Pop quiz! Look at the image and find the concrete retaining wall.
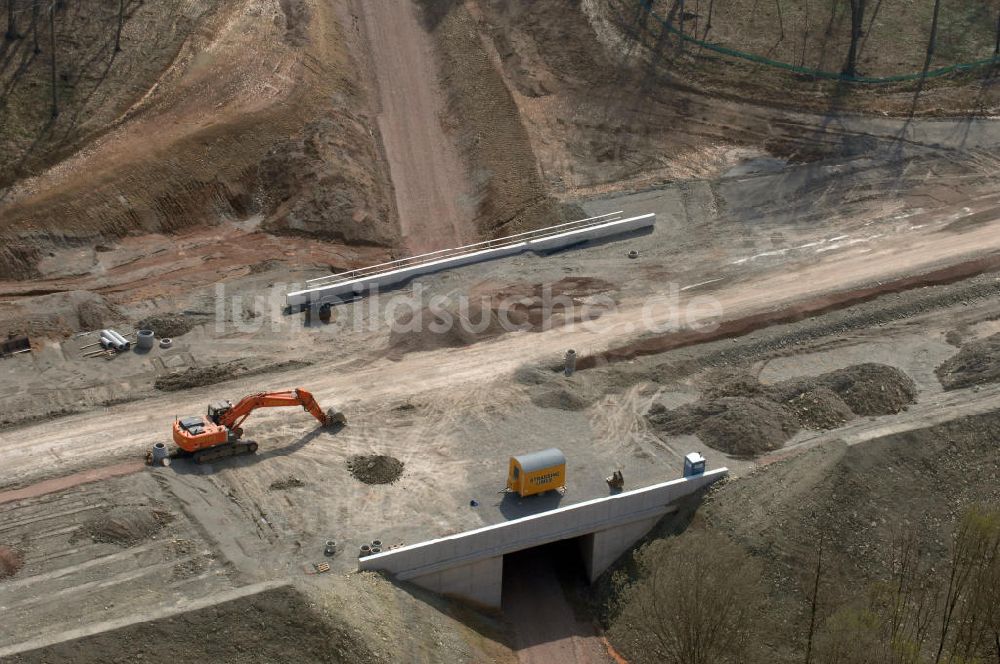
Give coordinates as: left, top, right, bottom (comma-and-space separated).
359, 468, 726, 606
286, 213, 656, 308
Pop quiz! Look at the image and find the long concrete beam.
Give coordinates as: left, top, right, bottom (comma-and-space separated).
286, 213, 656, 308
359, 468, 726, 606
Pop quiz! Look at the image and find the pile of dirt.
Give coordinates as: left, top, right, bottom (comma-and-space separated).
269, 477, 306, 491
75, 507, 173, 547
782, 387, 855, 430
347, 455, 405, 485
649, 397, 800, 457
136, 314, 195, 338
0, 290, 122, 338
529, 387, 592, 411
0, 545, 24, 579
7, 585, 378, 663
935, 332, 1000, 390
699, 367, 767, 400
648, 364, 916, 455
816, 364, 918, 415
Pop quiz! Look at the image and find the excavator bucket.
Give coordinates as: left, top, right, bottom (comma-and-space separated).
325, 408, 347, 426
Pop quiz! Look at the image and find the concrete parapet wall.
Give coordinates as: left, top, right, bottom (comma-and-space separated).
286, 213, 656, 308
359, 468, 726, 605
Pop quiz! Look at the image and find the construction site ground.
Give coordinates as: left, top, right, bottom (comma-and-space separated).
1, 0, 1000, 660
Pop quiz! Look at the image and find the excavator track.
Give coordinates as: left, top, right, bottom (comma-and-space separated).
192, 441, 258, 464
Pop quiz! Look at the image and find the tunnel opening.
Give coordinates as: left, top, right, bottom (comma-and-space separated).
501, 536, 607, 656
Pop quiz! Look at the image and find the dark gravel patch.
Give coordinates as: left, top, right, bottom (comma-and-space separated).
347, 455, 404, 485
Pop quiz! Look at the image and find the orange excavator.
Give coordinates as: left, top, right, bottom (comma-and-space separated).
166, 388, 345, 464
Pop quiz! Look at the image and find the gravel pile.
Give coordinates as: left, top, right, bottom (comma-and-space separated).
347, 455, 404, 485
935, 332, 1000, 390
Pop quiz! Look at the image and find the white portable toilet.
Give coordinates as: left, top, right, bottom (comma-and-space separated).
683, 452, 706, 477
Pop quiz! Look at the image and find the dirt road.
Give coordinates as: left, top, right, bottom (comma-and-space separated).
357, 0, 477, 253
3, 209, 1000, 488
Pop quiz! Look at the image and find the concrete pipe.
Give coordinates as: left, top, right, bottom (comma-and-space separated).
105, 329, 130, 350
359, 544, 372, 558
136, 329, 155, 351
151, 442, 169, 467
324, 540, 337, 556
628, 250, 639, 259
159, 338, 173, 349
370, 546, 382, 554
100, 330, 127, 351
371, 539, 382, 548
564, 349, 577, 377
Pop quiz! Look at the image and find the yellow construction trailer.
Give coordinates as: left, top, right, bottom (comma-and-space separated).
506, 448, 566, 497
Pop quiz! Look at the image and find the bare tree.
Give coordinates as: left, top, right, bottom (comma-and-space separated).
114, 0, 124, 52
31, 0, 39, 53
842, 0, 866, 78
805, 536, 825, 664
6, 0, 19, 40
919, 0, 942, 76
48, 1, 57, 118
994, 6, 999, 56
610, 531, 766, 664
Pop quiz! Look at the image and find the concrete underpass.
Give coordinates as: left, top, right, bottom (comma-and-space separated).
358, 468, 727, 607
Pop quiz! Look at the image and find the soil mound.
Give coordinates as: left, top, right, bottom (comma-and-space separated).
816, 363, 917, 415
0, 545, 24, 579
649, 363, 914, 456
76, 508, 173, 547
649, 397, 799, 457
530, 387, 591, 411
136, 314, 194, 338
782, 387, 855, 430
347, 455, 404, 485
269, 477, 305, 490
768, 363, 917, 416
699, 368, 765, 400
935, 332, 1000, 390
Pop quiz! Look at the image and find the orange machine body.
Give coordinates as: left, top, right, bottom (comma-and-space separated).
172, 388, 332, 453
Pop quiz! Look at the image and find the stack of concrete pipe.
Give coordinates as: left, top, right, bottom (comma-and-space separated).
99, 329, 130, 351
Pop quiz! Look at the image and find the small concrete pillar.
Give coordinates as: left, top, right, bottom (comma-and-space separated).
136, 329, 155, 350
564, 349, 577, 376
151, 442, 170, 467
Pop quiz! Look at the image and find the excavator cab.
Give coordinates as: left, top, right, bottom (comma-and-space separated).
207, 400, 234, 425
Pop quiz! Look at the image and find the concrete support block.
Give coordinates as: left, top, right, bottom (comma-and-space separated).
580, 515, 662, 583
408, 554, 503, 608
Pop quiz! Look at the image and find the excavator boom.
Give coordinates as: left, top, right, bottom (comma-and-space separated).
222, 388, 330, 430
168, 387, 345, 462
